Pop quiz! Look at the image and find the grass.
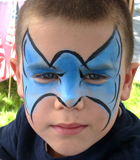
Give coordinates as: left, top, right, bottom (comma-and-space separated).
0, 78, 140, 127
123, 81, 140, 118
0, 78, 24, 127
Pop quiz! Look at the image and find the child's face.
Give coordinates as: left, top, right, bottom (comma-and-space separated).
18, 19, 127, 157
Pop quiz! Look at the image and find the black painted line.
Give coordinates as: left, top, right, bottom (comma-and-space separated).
83, 26, 117, 65
112, 75, 121, 111
86, 96, 111, 130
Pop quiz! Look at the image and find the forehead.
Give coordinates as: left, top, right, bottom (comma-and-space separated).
27, 19, 114, 61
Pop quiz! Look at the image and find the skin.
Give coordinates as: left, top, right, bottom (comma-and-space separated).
10, 18, 139, 158
22, 26, 121, 126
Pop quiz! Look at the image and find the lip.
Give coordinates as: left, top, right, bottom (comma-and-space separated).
51, 123, 87, 135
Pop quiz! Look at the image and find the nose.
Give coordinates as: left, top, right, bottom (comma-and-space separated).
54, 95, 84, 110
54, 82, 84, 110
60, 87, 82, 107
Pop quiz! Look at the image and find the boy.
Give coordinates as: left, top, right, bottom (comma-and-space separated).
0, 0, 140, 159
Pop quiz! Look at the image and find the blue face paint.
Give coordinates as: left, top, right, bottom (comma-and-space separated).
22, 26, 122, 129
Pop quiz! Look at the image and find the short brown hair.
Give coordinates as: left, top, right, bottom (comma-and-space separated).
16, 0, 133, 68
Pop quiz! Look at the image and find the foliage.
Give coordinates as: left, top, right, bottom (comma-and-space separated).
0, 78, 23, 127
123, 81, 140, 119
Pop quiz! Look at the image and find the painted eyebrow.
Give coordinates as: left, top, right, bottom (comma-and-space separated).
49, 26, 117, 67
22, 29, 89, 69
23, 29, 56, 69
22, 26, 118, 69
83, 26, 117, 65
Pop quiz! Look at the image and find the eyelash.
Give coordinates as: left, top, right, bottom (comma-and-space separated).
33, 72, 108, 84
34, 73, 58, 79
83, 73, 108, 84
84, 73, 108, 80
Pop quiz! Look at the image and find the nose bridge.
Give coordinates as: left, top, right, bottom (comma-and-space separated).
54, 52, 83, 107
60, 73, 81, 107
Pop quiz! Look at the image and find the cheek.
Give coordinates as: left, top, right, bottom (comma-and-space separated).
26, 97, 56, 133
23, 79, 54, 115
32, 96, 55, 118
84, 98, 109, 131
25, 99, 57, 145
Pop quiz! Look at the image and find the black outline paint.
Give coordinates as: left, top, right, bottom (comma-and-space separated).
83, 26, 117, 66
25, 29, 56, 69
23, 64, 28, 79
109, 83, 117, 104
30, 93, 82, 120
23, 39, 28, 63
112, 75, 121, 111
73, 97, 82, 106
22, 25, 122, 130
22, 26, 118, 73
79, 69, 84, 78
24, 86, 30, 115
22, 41, 29, 80
50, 50, 89, 69
116, 38, 120, 60
86, 96, 111, 130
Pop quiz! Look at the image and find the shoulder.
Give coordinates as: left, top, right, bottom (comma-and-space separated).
16, 104, 27, 129
0, 104, 42, 159
0, 104, 27, 139
110, 103, 140, 160
15, 104, 36, 138
0, 104, 31, 159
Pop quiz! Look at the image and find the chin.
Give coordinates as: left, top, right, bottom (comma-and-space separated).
48, 138, 91, 158
52, 147, 86, 158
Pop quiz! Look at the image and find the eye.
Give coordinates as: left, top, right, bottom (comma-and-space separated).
33, 73, 58, 83
84, 73, 108, 84
85, 73, 107, 80
36, 73, 57, 79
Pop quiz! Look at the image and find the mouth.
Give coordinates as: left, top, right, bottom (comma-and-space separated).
51, 123, 87, 135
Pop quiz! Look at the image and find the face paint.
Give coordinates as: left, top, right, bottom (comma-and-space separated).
22, 26, 122, 129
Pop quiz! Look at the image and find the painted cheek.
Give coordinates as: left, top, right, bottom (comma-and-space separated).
22, 32, 55, 115
81, 29, 122, 118
22, 27, 122, 125
24, 80, 56, 114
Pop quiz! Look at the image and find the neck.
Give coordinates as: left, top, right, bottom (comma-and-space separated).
47, 144, 65, 158
117, 107, 122, 118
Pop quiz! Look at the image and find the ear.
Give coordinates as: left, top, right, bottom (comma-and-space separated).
121, 62, 139, 101
9, 58, 24, 98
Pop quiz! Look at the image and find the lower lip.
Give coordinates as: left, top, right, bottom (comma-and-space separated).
52, 125, 87, 135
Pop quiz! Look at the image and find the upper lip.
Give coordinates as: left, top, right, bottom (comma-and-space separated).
52, 123, 87, 128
